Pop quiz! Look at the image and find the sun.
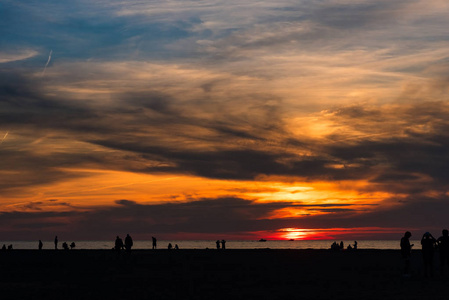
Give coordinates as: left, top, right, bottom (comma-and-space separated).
280, 228, 312, 240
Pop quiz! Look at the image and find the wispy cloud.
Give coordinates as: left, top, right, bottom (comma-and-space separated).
41, 49, 52, 76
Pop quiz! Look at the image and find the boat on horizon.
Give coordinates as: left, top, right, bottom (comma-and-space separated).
259, 239, 267, 242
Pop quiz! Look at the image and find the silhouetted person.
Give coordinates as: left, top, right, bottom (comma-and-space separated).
152, 236, 157, 249
7, 244, 12, 251
400, 231, 414, 276
168, 243, 173, 250
339, 241, 344, 250
125, 234, 133, 250
421, 232, 436, 278
62, 242, 69, 250
331, 241, 339, 251
353, 241, 358, 250
70, 242, 76, 249
38, 240, 43, 250
347, 244, 353, 251
125, 234, 133, 252
1, 244, 5, 251
54, 236, 58, 250
175, 244, 179, 250
216, 240, 220, 249
221, 240, 226, 249
437, 229, 449, 275
115, 236, 124, 251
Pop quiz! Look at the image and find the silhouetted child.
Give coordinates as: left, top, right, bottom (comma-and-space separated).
70, 242, 76, 249
437, 229, 449, 275
125, 234, 133, 252
62, 242, 69, 250
54, 236, 58, 250
216, 240, 220, 249
7, 244, 12, 251
339, 241, 344, 250
168, 243, 173, 250
221, 240, 226, 249
38, 240, 43, 250
421, 232, 436, 277
400, 231, 414, 276
353, 241, 358, 250
1, 244, 6, 251
175, 244, 179, 250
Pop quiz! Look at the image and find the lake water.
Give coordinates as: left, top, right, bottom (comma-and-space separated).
0, 240, 416, 250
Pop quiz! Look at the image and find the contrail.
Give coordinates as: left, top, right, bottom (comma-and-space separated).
41, 49, 52, 75
0, 132, 8, 145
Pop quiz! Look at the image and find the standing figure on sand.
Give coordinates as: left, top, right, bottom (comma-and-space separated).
216, 240, 220, 249
221, 240, 226, 249
437, 229, 449, 275
400, 231, 414, 276
38, 240, 43, 250
125, 234, 133, 252
421, 232, 436, 278
152, 236, 157, 249
54, 236, 58, 250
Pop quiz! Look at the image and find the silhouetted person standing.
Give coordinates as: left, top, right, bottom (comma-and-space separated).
152, 236, 157, 249
221, 240, 226, 249
400, 231, 414, 276
54, 236, 58, 250
421, 232, 436, 278
70, 242, 76, 249
353, 241, 358, 250
437, 229, 449, 275
216, 240, 220, 249
38, 240, 43, 250
339, 241, 344, 250
168, 243, 173, 250
125, 234, 133, 252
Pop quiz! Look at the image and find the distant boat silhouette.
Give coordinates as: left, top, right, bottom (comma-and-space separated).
259, 239, 267, 242
289, 239, 294, 241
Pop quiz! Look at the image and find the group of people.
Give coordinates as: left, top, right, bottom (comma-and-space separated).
1, 244, 13, 251
330, 241, 357, 251
216, 240, 226, 249
401, 229, 449, 277
114, 234, 134, 252
50, 236, 76, 250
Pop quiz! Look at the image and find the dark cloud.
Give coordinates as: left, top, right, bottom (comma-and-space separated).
1, 195, 445, 240
0, 197, 376, 240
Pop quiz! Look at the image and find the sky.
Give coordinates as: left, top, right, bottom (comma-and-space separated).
1, 0, 449, 241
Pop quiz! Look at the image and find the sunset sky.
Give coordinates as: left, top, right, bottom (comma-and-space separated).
2, 0, 449, 241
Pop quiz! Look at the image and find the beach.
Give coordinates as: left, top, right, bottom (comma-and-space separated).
0, 249, 447, 299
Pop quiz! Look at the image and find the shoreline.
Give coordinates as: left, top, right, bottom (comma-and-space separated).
0, 249, 447, 299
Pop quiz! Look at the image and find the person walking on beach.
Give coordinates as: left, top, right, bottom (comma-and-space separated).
400, 231, 414, 276
125, 234, 133, 252
152, 236, 157, 249
437, 229, 449, 275
54, 236, 58, 250
216, 240, 220, 249
421, 232, 436, 277
38, 240, 43, 250
221, 240, 226, 249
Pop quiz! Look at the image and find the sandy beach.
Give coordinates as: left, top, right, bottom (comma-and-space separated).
0, 249, 447, 299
